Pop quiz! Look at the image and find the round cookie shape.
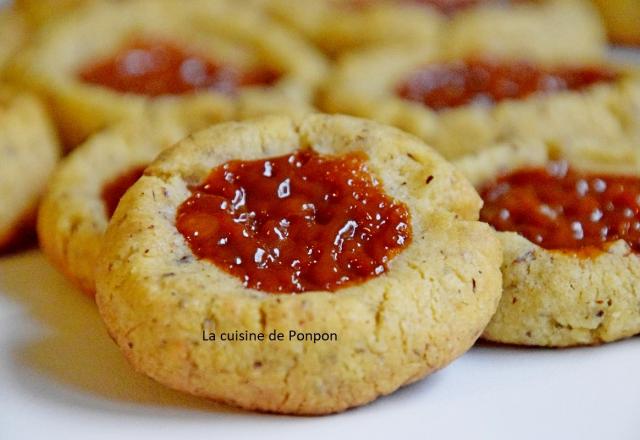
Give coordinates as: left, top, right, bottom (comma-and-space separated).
9, 0, 327, 147
37, 116, 189, 295
443, 0, 606, 64
0, 86, 60, 252
456, 141, 640, 346
322, 49, 640, 160
95, 114, 503, 414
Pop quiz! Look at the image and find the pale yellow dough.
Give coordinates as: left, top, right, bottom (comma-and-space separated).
9, 0, 326, 147
322, 48, 640, 160
265, 0, 443, 58
444, 0, 606, 64
37, 117, 188, 295
456, 141, 640, 347
265, 0, 604, 62
96, 114, 503, 414
0, 86, 60, 251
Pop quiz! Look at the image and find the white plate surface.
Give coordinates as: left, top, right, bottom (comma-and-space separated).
1, 250, 639, 439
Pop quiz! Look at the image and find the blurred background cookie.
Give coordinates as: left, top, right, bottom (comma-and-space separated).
0, 86, 60, 252
322, 48, 640, 160
444, 0, 606, 64
457, 140, 640, 346
37, 116, 188, 295
0, 7, 27, 74
265, 0, 606, 63
13, 0, 117, 27
592, 0, 640, 46
264, 0, 444, 58
8, 0, 327, 148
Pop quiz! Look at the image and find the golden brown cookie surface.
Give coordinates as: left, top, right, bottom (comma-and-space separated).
0, 86, 60, 252
266, 0, 604, 62
37, 117, 188, 295
323, 51, 640, 160
265, 0, 443, 58
0, 8, 27, 74
443, 0, 605, 64
96, 114, 502, 414
457, 141, 640, 346
10, 0, 326, 147
592, 0, 640, 46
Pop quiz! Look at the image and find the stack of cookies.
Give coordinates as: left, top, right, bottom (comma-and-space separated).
1, 0, 639, 415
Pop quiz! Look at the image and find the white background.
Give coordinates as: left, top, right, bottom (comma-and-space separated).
1, 250, 639, 439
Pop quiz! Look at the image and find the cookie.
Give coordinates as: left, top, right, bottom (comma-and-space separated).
322, 49, 640, 160
0, 8, 27, 73
37, 116, 189, 295
592, 0, 640, 46
9, 0, 327, 147
444, 0, 605, 64
0, 86, 60, 252
95, 114, 502, 414
13, 0, 123, 27
264, 0, 443, 58
456, 141, 640, 346
266, 0, 604, 62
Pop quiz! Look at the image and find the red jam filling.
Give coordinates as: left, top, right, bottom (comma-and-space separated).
102, 166, 146, 218
176, 149, 412, 293
79, 39, 280, 97
397, 60, 618, 111
479, 162, 640, 253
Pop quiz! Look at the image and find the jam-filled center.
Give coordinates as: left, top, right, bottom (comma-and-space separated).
176, 149, 412, 293
79, 39, 280, 97
397, 60, 618, 110
101, 166, 146, 218
479, 162, 640, 253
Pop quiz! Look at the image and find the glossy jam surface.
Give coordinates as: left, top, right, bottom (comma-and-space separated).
102, 166, 146, 218
176, 150, 412, 293
79, 39, 280, 97
397, 60, 618, 111
480, 162, 640, 253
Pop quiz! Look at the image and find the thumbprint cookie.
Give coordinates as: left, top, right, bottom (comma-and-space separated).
322, 49, 640, 160
95, 114, 502, 414
9, 0, 326, 147
457, 141, 640, 346
37, 116, 189, 295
